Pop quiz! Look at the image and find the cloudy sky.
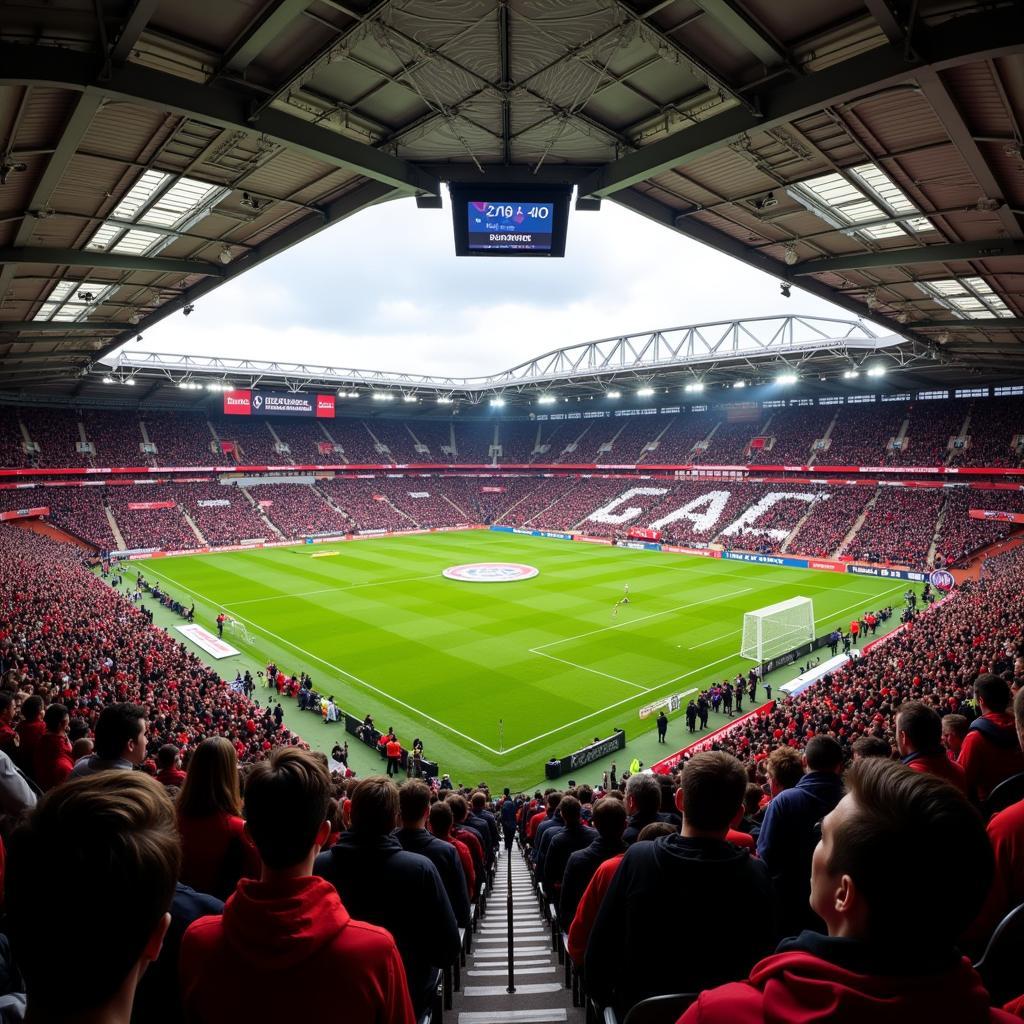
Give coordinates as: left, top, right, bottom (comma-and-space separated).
132, 192, 859, 379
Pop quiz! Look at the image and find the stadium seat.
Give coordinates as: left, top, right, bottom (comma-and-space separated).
984, 772, 1024, 819
973, 901, 1024, 1005
604, 993, 699, 1024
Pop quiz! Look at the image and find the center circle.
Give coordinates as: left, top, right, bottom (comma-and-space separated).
442, 562, 539, 583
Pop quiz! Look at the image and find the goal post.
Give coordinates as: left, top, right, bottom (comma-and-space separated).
740, 596, 815, 663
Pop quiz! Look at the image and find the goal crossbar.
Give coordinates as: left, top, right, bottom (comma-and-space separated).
740, 596, 814, 663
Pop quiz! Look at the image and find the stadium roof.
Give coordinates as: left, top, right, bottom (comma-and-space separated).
1, 0, 1023, 397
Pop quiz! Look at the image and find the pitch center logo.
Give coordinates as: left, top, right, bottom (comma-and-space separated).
443, 562, 539, 583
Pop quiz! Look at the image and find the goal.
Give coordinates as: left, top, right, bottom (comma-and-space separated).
740, 596, 815, 663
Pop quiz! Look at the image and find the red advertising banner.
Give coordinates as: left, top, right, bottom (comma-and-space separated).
127, 501, 175, 511
315, 394, 335, 418
628, 526, 663, 541
220, 440, 236, 454
223, 390, 252, 415
651, 701, 775, 775
0, 506, 48, 521
749, 436, 767, 450
969, 509, 1024, 523
480, 485, 506, 494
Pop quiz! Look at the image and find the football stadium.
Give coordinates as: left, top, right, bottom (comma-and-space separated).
1, 2, 1024, 1023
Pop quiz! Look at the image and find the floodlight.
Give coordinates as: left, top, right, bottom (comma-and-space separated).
777, 373, 798, 385
637, 387, 654, 396
867, 365, 887, 377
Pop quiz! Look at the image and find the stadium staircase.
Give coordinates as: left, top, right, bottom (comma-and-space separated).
448, 845, 582, 1024
927, 492, 951, 566
103, 504, 127, 550
836, 487, 878, 557
179, 507, 208, 547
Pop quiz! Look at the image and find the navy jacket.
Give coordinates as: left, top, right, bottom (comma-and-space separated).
559, 834, 626, 927
585, 834, 776, 1015
622, 810, 674, 846
315, 832, 460, 1010
757, 771, 844, 931
394, 826, 471, 929
542, 823, 594, 899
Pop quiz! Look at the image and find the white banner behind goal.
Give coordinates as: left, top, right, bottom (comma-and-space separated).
740, 596, 815, 663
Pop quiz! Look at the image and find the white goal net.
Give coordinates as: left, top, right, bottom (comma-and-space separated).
225, 617, 253, 645
740, 596, 815, 663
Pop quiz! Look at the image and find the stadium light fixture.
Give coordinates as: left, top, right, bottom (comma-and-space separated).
606, 390, 621, 399
371, 392, 395, 402
436, 396, 452, 404
867, 365, 887, 377
102, 375, 113, 384
843, 369, 860, 379
537, 395, 557, 404
780, 282, 791, 298
124, 378, 136, 386
637, 387, 654, 397
684, 382, 705, 393
733, 381, 746, 389
402, 395, 418, 403
777, 373, 798, 385
183, 303, 195, 316
490, 398, 506, 407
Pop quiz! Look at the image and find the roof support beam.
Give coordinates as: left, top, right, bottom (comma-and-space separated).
793, 240, 1024, 275
109, 0, 160, 65
576, 5, 1024, 198
90, 179, 398, 363
916, 67, 1023, 240
610, 188, 945, 357
0, 247, 225, 277
862, 0, 905, 46
0, 321, 127, 333
221, 0, 314, 74
0, 92, 104, 303
0, 44, 440, 196
908, 318, 1024, 331
691, 0, 790, 68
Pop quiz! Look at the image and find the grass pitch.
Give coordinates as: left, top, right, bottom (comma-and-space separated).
136, 530, 905, 789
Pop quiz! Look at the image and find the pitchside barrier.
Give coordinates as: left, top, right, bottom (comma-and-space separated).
545, 728, 626, 780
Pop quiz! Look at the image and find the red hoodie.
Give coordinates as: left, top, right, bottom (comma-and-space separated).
679, 943, 1018, 1024
180, 874, 413, 1024
959, 713, 1024, 802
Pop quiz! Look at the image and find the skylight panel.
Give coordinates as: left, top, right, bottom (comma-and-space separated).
139, 177, 221, 229
112, 228, 165, 254
916, 278, 1013, 319
33, 280, 114, 321
111, 169, 169, 220
85, 223, 123, 252
788, 161, 934, 242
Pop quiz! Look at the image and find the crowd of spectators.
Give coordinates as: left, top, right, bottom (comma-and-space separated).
19, 408, 90, 467
957, 398, 1024, 468
248, 484, 351, 538
142, 412, 217, 466
888, 399, 969, 466
935, 489, 1024, 566
318, 479, 407, 532
367, 420, 422, 463
326, 419, 384, 463
0, 408, 29, 468
452, 421, 494, 464
696, 414, 767, 464
177, 483, 270, 547
212, 417, 285, 466
788, 485, 874, 557
820, 401, 908, 465
268, 418, 334, 464
105, 484, 198, 551
406, 421, 454, 461
497, 420, 539, 462
0, 486, 116, 549
761, 405, 836, 465
81, 409, 148, 467
843, 486, 945, 566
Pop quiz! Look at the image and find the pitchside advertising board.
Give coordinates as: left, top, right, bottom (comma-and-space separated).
223, 389, 335, 418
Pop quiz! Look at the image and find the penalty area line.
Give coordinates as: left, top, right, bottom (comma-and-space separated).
139, 565, 503, 757
531, 650, 647, 691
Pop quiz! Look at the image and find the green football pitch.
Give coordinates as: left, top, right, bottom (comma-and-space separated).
133, 530, 906, 790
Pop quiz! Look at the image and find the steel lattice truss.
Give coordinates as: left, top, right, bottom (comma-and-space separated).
104, 314, 944, 403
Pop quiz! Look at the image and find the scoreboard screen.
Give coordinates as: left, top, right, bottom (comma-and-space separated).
451, 184, 572, 257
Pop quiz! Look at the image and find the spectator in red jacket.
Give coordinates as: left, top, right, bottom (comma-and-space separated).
176, 736, 257, 899
156, 743, 186, 788
33, 703, 74, 791
960, 675, 1024, 802
7, 772, 178, 1024
180, 748, 413, 1024
943, 714, 970, 762
971, 688, 1024, 946
15, 694, 45, 774
895, 700, 967, 794
0, 694, 18, 761
680, 759, 1016, 1024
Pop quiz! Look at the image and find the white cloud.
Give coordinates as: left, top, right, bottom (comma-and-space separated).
126, 195, 855, 377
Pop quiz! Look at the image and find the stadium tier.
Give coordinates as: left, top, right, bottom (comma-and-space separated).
4, 393, 1021, 471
